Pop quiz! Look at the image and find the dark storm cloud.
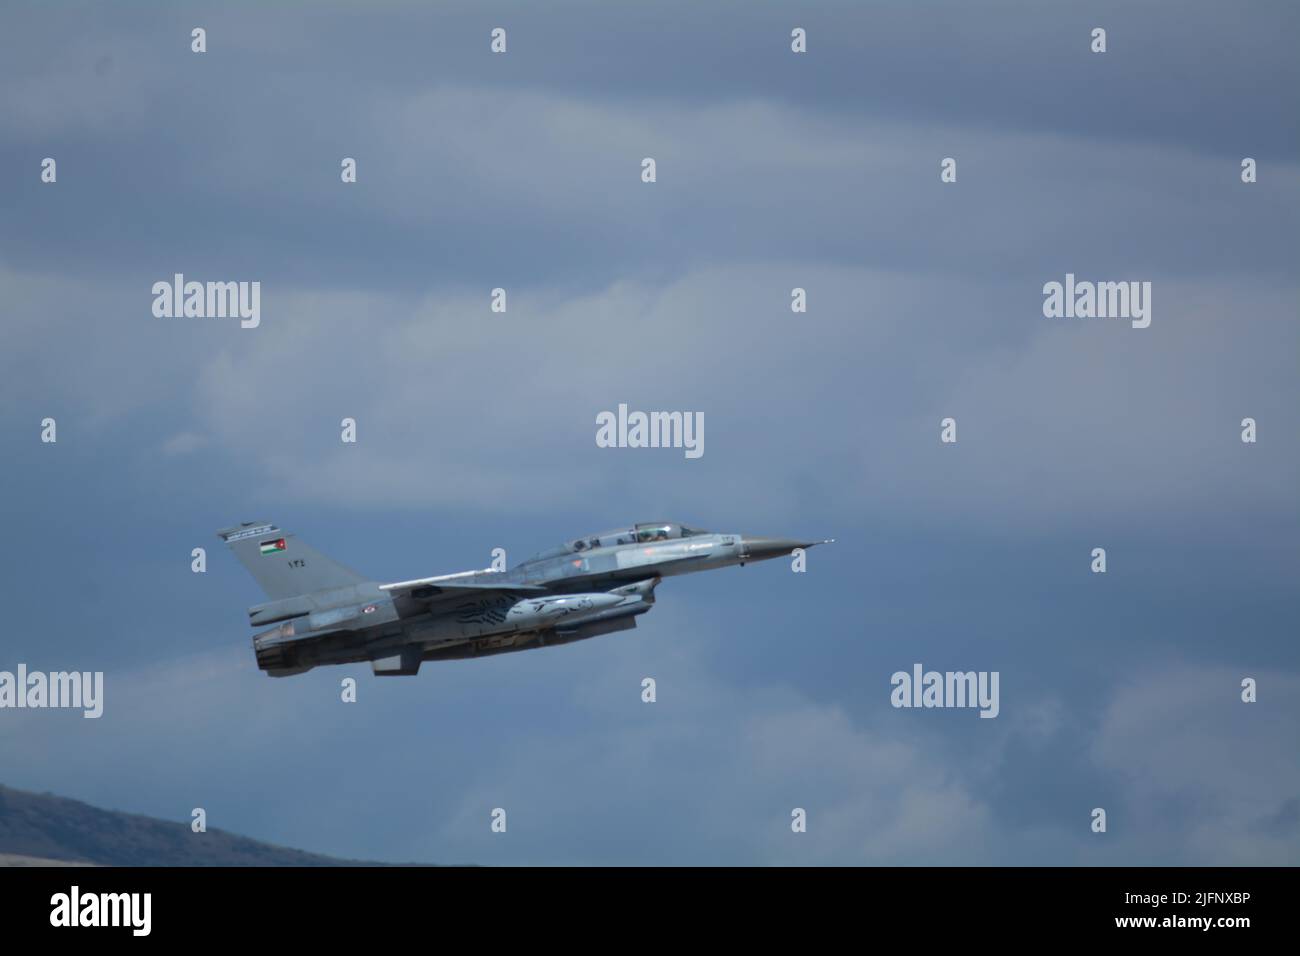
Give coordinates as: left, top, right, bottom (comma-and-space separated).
1, 0, 1297, 290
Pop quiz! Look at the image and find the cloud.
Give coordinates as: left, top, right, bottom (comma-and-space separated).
390, 625, 1013, 864
168, 259, 1298, 533
4, 64, 1295, 528
161, 431, 208, 456
1091, 665, 1300, 864
3, 603, 1294, 865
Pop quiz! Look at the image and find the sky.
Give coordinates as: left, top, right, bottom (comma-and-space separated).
1, 0, 1297, 865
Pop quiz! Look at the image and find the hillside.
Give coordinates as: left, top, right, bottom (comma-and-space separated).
0, 783, 409, 866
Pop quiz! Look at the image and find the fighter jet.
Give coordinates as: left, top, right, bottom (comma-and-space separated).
218, 521, 831, 677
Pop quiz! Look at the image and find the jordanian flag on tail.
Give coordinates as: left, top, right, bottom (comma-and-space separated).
259, 538, 287, 556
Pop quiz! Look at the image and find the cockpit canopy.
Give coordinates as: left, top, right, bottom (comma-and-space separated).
521, 522, 710, 565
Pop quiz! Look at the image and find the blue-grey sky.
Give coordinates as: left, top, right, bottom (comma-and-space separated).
1, 0, 1297, 865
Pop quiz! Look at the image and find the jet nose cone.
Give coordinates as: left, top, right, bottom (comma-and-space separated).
739, 536, 826, 562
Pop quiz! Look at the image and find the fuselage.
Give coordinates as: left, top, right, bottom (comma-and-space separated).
243, 522, 824, 676
498, 527, 747, 588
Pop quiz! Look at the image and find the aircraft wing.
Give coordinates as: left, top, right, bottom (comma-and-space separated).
378, 570, 545, 602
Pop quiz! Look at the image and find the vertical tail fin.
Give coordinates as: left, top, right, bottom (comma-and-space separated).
217, 522, 366, 600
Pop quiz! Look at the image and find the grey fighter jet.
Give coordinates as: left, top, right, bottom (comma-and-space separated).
218, 521, 831, 677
